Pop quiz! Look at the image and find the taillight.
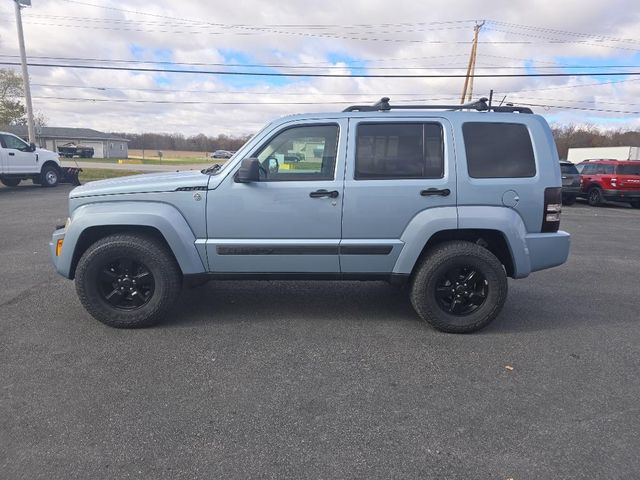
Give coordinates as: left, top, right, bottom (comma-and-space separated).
542, 187, 562, 232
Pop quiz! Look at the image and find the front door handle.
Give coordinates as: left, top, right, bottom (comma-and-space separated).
420, 188, 451, 197
310, 189, 339, 198
8, 152, 15, 156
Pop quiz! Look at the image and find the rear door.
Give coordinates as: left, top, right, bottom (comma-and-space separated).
616, 163, 640, 191
0, 133, 38, 174
340, 118, 456, 273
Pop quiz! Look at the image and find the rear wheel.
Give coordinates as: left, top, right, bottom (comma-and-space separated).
75, 233, 182, 328
40, 164, 59, 187
410, 241, 508, 333
588, 187, 603, 206
1, 177, 20, 187
562, 194, 576, 206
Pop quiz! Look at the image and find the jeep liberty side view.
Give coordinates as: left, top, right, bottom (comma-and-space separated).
50, 98, 570, 333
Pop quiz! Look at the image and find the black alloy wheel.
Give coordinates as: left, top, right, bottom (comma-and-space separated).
434, 266, 488, 316
97, 258, 155, 310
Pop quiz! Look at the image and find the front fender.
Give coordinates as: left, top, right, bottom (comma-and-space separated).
51, 201, 206, 278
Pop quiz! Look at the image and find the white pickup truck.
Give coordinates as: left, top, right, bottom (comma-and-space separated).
0, 130, 80, 187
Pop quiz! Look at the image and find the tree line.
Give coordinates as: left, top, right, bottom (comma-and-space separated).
110, 132, 253, 152
552, 125, 640, 160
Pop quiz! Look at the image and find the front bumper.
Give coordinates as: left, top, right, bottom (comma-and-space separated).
525, 230, 571, 273
49, 228, 69, 278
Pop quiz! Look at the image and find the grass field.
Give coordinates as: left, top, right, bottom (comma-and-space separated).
128, 149, 212, 163
79, 168, 144, 182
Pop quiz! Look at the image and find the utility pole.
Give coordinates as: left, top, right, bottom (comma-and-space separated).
460, 20, 485, 104
13, 0, 36, 144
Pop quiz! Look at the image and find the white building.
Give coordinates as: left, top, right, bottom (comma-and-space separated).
567, 146, 640, 164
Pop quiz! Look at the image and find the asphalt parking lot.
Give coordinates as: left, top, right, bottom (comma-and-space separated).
1, 184, 639, 480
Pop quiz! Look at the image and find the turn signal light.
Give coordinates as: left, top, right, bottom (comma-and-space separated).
56, 239, 64, 256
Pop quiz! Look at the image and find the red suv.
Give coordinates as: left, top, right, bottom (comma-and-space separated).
577, 159, 640, 208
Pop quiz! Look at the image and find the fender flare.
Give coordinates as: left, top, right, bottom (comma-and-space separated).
58, 201, 206, 278
393, 206, 531, 278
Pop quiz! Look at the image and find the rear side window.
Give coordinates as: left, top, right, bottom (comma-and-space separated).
463, 122, 536, 178
617, 164, 640, 175
355, 123, 444, 179
561, 163, 579, 174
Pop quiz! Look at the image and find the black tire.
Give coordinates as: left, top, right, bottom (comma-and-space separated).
631, 201, 640, 209
410, 241, 508, 333
587, 187, 603, 206
40, 164, 59, 187
1, 177, 20, 187
75, 233, 182, 328
562, 194, 576, 206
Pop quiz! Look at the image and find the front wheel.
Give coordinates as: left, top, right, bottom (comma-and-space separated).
1, 177, 20, 187
40, 164, 59, 187
410, 241, 508, 333
588, 187, 603, 206
75, 233, 182, 328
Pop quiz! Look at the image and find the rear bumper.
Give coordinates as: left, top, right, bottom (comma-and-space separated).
561, 186, 580, 195
525, 230, 571, 273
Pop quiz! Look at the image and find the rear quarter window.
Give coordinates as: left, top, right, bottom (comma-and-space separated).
463, 122, 536, 178
616, 164, 640, 175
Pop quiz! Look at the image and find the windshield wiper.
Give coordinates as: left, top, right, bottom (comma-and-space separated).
201, 163, 222, 175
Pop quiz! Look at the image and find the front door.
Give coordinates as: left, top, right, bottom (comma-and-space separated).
0, 133, 38, 174
340, 118, 457, 273
205, 120, 346, 273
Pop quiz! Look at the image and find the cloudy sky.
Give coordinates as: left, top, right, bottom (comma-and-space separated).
1, 0, 639, 136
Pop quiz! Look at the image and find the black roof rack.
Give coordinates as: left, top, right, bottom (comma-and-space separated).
342, 97, 533, 114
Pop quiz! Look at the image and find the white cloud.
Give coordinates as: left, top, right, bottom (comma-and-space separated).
0, 0, 639, 135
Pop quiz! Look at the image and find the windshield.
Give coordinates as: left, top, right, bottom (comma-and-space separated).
201, 122, 272, 175
616, 164, 640, 175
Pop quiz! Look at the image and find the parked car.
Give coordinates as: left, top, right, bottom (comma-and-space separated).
577, 159, 640, 207
560, 161, 580, 205
211, 150, 233, 159
57, 143, 95, 158
0, 131, 81, 187
50, 97, 570, 333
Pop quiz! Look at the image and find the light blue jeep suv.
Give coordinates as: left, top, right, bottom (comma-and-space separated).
50, 98, 570, 333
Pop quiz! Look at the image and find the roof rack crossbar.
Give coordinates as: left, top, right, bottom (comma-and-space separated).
343, 97, 533, 114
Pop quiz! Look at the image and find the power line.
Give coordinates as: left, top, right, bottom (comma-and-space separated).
2, 54, 637, 71
3, 61, 640, 78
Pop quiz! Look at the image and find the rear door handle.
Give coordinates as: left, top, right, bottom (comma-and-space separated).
420, 188, 450, 197
309, 189, 339, 198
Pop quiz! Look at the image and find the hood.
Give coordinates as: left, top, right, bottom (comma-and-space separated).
70, 169, 209, 198
35, 147, 58, 158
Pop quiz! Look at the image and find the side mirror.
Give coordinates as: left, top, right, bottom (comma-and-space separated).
235, 157, 260, 183
29, 143, 37, 152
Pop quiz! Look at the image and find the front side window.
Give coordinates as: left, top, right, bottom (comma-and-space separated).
254, 124, 338, 181
463, 122, 536, 178
595, 164, 615, 174
0, 134, 30, 151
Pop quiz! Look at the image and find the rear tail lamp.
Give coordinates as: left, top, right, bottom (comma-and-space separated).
542, 187, 562, 232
